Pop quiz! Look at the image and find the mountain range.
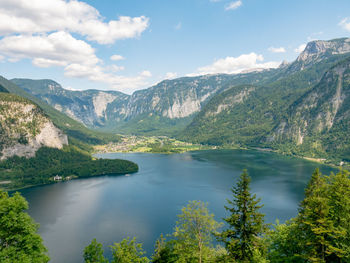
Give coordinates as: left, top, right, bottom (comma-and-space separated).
3, 37, 350, 163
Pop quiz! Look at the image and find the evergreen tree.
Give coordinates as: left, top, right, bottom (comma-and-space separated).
297, 169, 335, 262
217, 170, 267, 262
0, 191, 49, 263
83, 238, 108, 263
322, 170, 350, 262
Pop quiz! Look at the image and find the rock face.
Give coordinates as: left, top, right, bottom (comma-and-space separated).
11, 79, 129, 127
180, 38, 350, 151
12, 71, 277, 133
10, 38, 350, 140
287, 38, 350, 73
0, 93, 68, 159
270, 56, 350, 157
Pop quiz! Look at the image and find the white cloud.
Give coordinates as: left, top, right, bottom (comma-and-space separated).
140, 70, 152, 77
225, 0, 242, 11
108, 65, 125, 72
339, 18, 350, 31
0, 31, 99, 67
165, 72, 178, 79
64, 63, 152, 94
0, 0, 152, 92
294, 43, 307, 53
268, 46, 286, 53
189, 52, 280, 76
0, 30, 151, 93
110, 54, 125, 61
0, 0, 149, 44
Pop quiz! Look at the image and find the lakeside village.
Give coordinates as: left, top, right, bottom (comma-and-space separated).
93, 135, 214, 154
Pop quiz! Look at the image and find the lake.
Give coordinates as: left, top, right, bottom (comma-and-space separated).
20, 150, 336, 262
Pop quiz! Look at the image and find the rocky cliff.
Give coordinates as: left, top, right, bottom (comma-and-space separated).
12, 69, 279, 134
0, 93, 68, 160
270, 57, 350, 159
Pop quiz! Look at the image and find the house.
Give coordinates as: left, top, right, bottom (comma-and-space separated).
53, 175, 62, 181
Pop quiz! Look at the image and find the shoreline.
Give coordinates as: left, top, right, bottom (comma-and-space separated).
95, 144, 345, 170
5, 146, 345, 192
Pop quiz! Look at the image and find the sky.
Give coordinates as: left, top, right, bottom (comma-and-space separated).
0, 0, 349, 94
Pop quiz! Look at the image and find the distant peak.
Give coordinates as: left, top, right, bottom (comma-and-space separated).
297, 38, 350, 62
279, 60, 290, 68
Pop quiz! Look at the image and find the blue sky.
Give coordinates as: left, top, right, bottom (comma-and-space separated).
0, 0, 349, 94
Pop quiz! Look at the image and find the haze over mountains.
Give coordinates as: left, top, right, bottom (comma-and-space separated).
3, 37, 350, 162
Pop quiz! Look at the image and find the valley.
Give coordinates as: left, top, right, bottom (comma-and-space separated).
1, 0, 350, 261
93, 135, 212, 154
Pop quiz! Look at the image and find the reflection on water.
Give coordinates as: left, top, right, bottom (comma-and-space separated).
20, 150, 336, 263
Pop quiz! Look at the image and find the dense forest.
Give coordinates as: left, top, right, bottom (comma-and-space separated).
0, 146, 138, 190
1, 169, 349, 262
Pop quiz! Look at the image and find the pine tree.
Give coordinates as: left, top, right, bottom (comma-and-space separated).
217, 170, 267, 262
323, 170, 350, 262
297, 168, 335, 262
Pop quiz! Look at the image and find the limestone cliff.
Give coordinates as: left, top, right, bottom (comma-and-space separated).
0, 93, 68, 159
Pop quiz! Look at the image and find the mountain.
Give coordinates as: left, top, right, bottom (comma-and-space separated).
10, 79, 129, 127
269, 57, 350, 161
0, 76, 120, 147
0, 77, 138, 190
287, 38, 350, 73
11, 69, 281, 135
6, 37, 350, 162
180, 38, 350, 161
0, 92, 68, 160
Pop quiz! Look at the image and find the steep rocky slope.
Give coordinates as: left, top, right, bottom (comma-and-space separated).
1, 76, 120, 146
0, 93, 68, 159
180, 38, 350, 156
12, 69, 280, 134
270, 57, 350, 160
0, 84, 137, 191
11, 79, 129, 127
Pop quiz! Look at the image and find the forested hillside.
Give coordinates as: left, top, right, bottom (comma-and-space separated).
0, 79, 138, 190
270, 57, 350, 161
180, 38, 350, 163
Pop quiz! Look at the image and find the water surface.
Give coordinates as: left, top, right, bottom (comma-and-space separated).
21, 150, 336, 262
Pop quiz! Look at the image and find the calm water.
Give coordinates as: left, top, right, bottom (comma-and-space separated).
20, 150, 336, 263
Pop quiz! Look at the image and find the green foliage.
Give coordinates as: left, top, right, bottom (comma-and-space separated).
217, 170, 268, 262
297, 169, 334, 262
84, 239, 108, 263
172, 200, 222, 263
180, 51, 350, 164
0, 191, 49, 263
267, 169, 350, 263
266, 220, 305, 263
110, 237, 149, 263
0, 146, 138, 190
0, 83, 9, 93
152, 234, 178, 263
79, 169, 350, 263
